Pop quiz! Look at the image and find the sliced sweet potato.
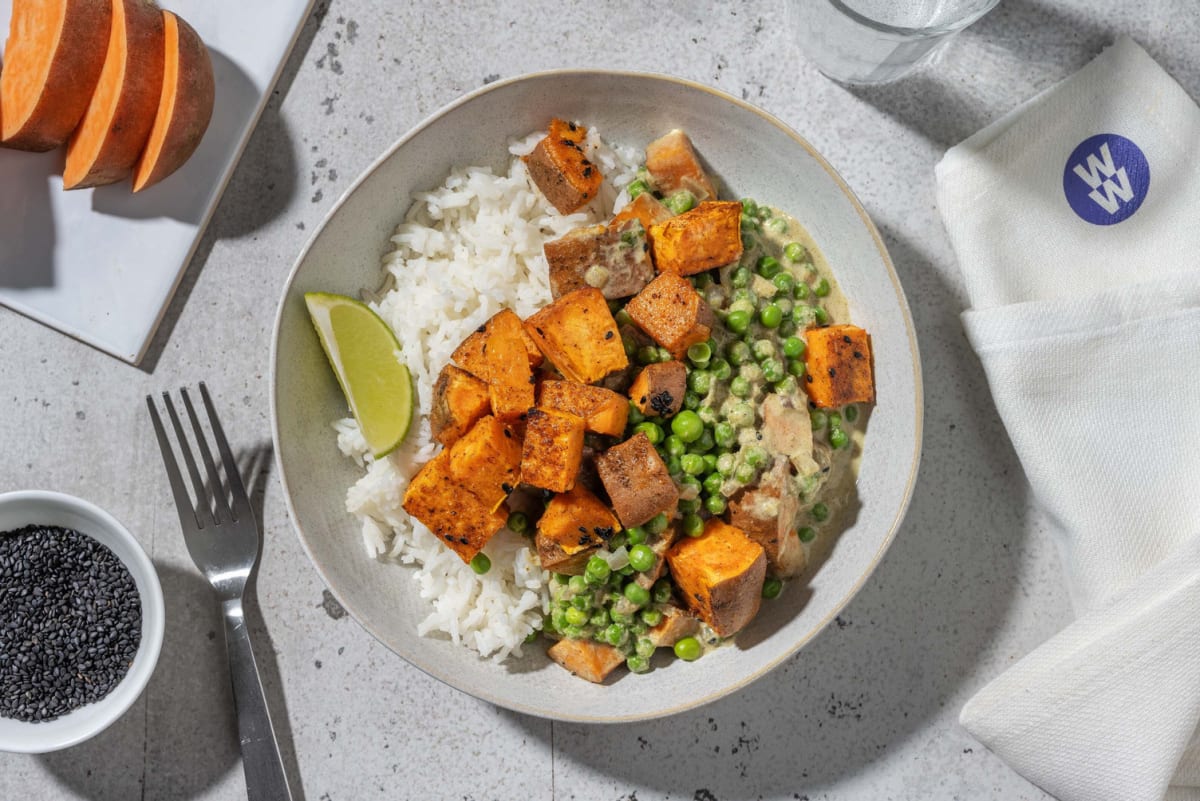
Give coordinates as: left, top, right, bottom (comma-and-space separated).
131, 10, 214, 191
447, 415, 523, 513
535, 484, 620, 574
520, 407, 584, 493
430, 364, 491, 447
666, 518, 766, 637
483, 306, 535, 422
538, 380, 628, 437
647, 605, 700, 648
0, 0, 112, 151
523, 287, 628, 384
644, 129, 717, 201
401, 448, 508, 563
648, 201, 743, 276
624, 272, 715, 359
63, 0, 165, 189
451, 310, 542, 380
547, 638, 625, 684
595, 432, 678, 528
522, 118, 603, 214
802, 324, 875, 408
628, 360, 687, 418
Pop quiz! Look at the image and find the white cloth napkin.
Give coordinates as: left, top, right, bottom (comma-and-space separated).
935, 36, 1200, 801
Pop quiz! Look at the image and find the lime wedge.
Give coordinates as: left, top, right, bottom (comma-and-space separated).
304, 292, 414, 457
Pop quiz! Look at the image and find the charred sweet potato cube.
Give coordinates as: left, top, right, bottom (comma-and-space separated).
447, 415, 524, 513
523, 287, 629, 384
666, 518, 767, 637
802, 324, 875, 408
547, 638, 625, 684
451, 309, 543, 381
628, 360, 687, 418
535, 484, 621, 574
538, 380, 628, 437
543, 219, 655, 300
521, 408, 585, 493
648, 201, 743, 276
522, 118, 603, 214
612, 192, 673, 231
647, 604, 701, 648
402, 448, 508, 563
729, 462, 808, 577
644, 129, 717, 201
430, 364, 492, 447
595, 432, 678, 528
624, 273, 715, 359
482, 306, 535, 422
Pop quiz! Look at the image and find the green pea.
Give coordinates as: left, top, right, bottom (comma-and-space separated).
666, 455, 683, 476
762, 358, 785, 383
671, 410, 704, 442
626, 654, 651, 674
635, 636, 657, 659
640, 608, 663, 627
702, 471, 724, 496
782, 336, 805, 358
798, 526, 816, 543
766, 216, 789, 233
634, 421, 663, 445
525, 630, 540, 644
585, 555, 611, 584
702, 453, 718, 472
713, 422, 736, 448
752, 339, 775, 361
810, 410, 828, 430
645, 512, 669, 535
565, 607, 589, 627
811, 502, 830, 522
618, 564, 636, 577
676, 512, 701, 538
555, 572, 570, 585
741, 198, 758, 215
828, 412, 842, 428
776, 298, 794, 318
814, 277, 830, 297
788, 358, 806, 377
689, 370, 713, 395
687, 341, 712, 365
636, 345, 658, 365
681, 454, 706, 476
725, 309, 751, 334
705, 494, 727, 515
609, 531, 628, 551
470, 553, 491, 575
604, 623, 627, 647
624, 582, 651, 607
709, 358, 732, 381
609, 609, 635, 626
628, 543, 656, 572
674, 636, 702, 661
627, 402, 645, 426
653, 579, 673, 604
568, 574, 588, 594
734, 463, 756, 484
725, 400, 755, 428
726, 340, 751, 366
627, 178, 649, 199
684, 391, 701, 411
731, 266, 752, 289
830, 427, 849, 449
762, 577, 783, 599
716, 452, 735, 475
775, 376, 799, 395
757, 256, 782, 279
693, 429, 716, 454
814, 306, 830, 326
658, 346, 674, 363
755, 204, 773, 220
697, 405, 719, 427
759, 304, 783, 329
664, 189, 697, 215
784, 242, 806, 262
626, 526, 647, 546
731, 287, 756, 305
506, 511, 529, 534
730, 376, 751, 398
744, 446, 768, 468
772, 272, 795, 296
740, 212, 761, 232
844, 404, 859, 423
794, 282, 810, 300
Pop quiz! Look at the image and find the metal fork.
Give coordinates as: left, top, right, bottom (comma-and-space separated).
147, 384, 294, 801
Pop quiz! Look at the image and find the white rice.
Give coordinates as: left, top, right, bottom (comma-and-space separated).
335, 125, 640, 662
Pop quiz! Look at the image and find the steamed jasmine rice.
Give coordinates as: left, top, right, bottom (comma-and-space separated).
334, 127, 640, 661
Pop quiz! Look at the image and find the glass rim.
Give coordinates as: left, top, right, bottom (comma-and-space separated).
826, 0, 1002, 37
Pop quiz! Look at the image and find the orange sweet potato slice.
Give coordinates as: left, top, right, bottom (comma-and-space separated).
0, 0, 112, 151
131, 10, 214, 192
63, 0, 165, 189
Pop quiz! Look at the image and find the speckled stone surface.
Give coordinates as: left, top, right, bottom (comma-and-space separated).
1, 1, 1195, 799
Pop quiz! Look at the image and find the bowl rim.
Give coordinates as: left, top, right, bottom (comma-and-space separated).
270, 68, 924, 723
0, 490, 165, 752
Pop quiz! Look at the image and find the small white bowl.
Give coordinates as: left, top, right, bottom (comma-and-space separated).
0, 491, 165, 753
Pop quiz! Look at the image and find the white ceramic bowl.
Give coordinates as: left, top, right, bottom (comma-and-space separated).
0, 491, 165, 753
272, 70, 922, 722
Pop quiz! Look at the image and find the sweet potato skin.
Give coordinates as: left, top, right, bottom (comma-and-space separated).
522, 118, 603, 214
547, 638, 625, 684
666, 518, 766, 637
0, 0, 112, 151
628, 361, 687, 418
523, 287, 629, 384
64, 0, 166, 189
538, 380, 628, 437
802, 325, 875, 408
520, 407, 585, 493
535, 484, 620, 574
132, 11, 214, 191
644, 129, 717, 201
649, 201, 743, 276
624, 272, 714, 359
595, 432, 678, 528
543, 219, 655, 300
430, 364, 492, 447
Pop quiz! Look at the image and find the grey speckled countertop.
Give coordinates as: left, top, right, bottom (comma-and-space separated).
2, 1, 1196, 799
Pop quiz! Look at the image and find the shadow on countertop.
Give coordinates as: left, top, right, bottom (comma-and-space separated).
502, 225, 1035, 798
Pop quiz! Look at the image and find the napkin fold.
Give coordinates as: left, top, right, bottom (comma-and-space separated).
936, 37, 1200, 801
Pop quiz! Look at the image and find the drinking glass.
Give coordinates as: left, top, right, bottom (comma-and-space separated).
790, 0, 1001, 85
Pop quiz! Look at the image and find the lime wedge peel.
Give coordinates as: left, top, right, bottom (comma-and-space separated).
304, 292, 414, 458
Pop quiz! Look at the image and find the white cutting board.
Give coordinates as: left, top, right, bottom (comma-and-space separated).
0, 0, 315, 363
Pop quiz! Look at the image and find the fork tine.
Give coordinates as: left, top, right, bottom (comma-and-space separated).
199, 382, 253, 523
146, 395, 202, 533
162, 390, 215, 529
181, 387, 233, 525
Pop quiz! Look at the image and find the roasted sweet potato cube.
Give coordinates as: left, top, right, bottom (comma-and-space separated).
729, 462, 808, 577
544, 219, 655, 300
521, 408, 585, 493
802, 324, 875, 408
523, 287, 629, 384
402, 449, 508, 563
535, 484, 620, 574
612, 192, 673, 231
483, 307, 535, 422
666, 518, 766, 637
448, 415, 524, 512
430, 364, 492, 447
547, 638, 625, 684
644, 129, 717, 201
624, 273, 715, 359
538, 380, 628, 437
647, 604, 701, 648
648, 201, 743, 276
522, 118, 603, 214
451, 309, 543, 381
628, 360, 687, 418
595, 432, 678, 528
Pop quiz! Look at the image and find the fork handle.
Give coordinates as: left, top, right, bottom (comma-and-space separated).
222, 599, 294, 801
